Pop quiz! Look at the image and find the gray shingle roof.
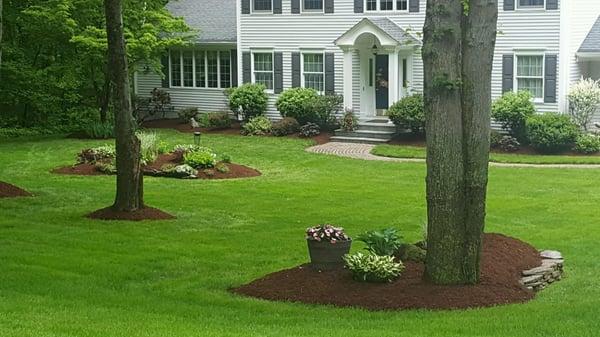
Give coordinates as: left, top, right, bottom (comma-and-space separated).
579, 15, 600, 53
367, 18, 421, 45
167, 0, 237, 43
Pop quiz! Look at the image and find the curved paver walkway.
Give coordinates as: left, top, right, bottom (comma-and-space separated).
306, 142, 600, 169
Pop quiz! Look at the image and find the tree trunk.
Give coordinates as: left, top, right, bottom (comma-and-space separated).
0, 0, 4, 71
104, 0, 144, 211
100, 72, 111, 123
423, 0, 498, 285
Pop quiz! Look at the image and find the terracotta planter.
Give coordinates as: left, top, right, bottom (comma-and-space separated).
307, 239, 352, 270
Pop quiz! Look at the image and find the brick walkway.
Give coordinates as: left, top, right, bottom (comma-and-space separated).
306, 142, 600, 169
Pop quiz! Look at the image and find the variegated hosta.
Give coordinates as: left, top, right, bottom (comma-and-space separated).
343, 252, 404, 283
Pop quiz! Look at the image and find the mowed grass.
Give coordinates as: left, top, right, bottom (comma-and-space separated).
372, 143, 600, 164
0, 129, 599, 337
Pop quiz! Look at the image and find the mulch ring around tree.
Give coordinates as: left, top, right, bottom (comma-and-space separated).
87, 206, 175, 221
0, 181, 32, 198
232, 233, 542, 311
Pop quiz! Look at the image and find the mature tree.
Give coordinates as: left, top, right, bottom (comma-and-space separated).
0, 0, 3, 69
104, 0, 142, 211
422, 0, 498, 285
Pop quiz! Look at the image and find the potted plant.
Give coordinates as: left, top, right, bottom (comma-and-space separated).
306, 224, 352, 270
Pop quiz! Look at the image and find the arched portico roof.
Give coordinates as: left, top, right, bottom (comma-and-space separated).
334, 18, 421, 49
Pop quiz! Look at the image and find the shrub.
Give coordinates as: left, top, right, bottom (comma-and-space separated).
80, 122, 114, 139
496, 135, 521, 152
388, 94, 425, 134
183, 148, 217, 168
356, 228, 403, 256
241, 116, 272, 136
77, 145, 115, 164
490, 130, 504, 149
226, 84, 268, 121
220, 153, 232, 163
306, 224, 350, 243
276, 88, 319, 124
526, 113, 580, 153
135, 88, 172, 123
207, 112, 232, 130
137, 132, 159, 165
574, 133, 600, 154
568, 78, 600, 131
492, 91, 536, 141
299, 122, 320, 138
178, 107, 199, 122
340, 111, 359, 132
271, 117, 300, 136
305, 94, 343, 129
343, 252, 404, 283
397, 244, 426, 263
215, 162, 230, 173
95, 162, 116, 174
173, 144, 203, 154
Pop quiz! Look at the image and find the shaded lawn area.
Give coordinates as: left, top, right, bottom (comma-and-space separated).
372, 143, 600, 165
0, 130, 599, 337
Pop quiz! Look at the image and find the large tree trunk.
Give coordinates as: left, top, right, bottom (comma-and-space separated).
423, 0, 498, 285
104, 0, 144, 211
0, 0, 4, 70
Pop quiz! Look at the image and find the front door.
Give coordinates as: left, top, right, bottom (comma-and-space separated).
375, 55, 389, 111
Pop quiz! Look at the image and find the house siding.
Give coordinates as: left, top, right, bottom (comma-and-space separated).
240, 0, 562, 119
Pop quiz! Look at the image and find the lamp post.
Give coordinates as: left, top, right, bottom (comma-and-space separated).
194, 131, 202, 146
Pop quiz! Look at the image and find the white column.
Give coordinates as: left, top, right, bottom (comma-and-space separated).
389, 49, 400, 106
343, 47, 354, 112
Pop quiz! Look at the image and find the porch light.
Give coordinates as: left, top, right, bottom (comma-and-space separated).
194, 131, 202, 145
371, 44, 378, 56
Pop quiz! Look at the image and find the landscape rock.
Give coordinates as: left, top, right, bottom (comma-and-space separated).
520, 250, 564, 292
540, 250, 562, 259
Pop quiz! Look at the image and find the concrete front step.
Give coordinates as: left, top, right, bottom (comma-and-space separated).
356, 122, 398, 132
334, 129, 396, 140
330, 136, 390, 144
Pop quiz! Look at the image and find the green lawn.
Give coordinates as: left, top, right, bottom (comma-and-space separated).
1, 130, 599, 337
372, 143, 600, 164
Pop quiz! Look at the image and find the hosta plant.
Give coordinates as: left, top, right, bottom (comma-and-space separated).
356, 228, 403, 256
344, 252, 404, 283
306, 224, 350, 243
183, 148, 217, 169
77, 145, 115, 164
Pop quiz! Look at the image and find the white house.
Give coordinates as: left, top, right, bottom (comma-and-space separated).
136, 0, 600, 127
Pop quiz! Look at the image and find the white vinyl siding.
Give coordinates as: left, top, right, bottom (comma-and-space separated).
253, 52, 274, 90
302, 53, 325, 92
516, 54, 545, 99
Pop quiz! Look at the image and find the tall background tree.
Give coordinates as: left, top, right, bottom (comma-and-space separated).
422, 0, 498, 285
1, 0, 4, 69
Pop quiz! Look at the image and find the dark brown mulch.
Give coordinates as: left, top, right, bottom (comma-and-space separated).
144, 153, 262, 180
52, 164, 105, 176
87, 206, 175, 221
232, 233, 542, 311
0, 181, 32, 198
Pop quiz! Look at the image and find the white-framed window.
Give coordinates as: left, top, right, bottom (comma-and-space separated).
253, 0, 272, 12
252, 52, 274, 90
302, 52, 325, 93
303, 0, 323, 12
365, 0, 408, 11
515, 54, 545, 100
169, 50, 232, 89
517, 0, 545, 9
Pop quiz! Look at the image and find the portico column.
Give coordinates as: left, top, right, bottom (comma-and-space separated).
389, 48, 400, 106
342, 47, 354, 112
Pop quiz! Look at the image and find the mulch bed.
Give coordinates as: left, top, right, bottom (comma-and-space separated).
52, 164, 106, 176
0, 181, 32, 198
87, 206, 175, 221
232, 233, 542, 311
141, 118, 332, 145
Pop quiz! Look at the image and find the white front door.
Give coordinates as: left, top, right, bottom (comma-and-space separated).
360, 50, 376, 118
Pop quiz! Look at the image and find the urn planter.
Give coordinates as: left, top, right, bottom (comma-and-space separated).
307, 239, 352, 270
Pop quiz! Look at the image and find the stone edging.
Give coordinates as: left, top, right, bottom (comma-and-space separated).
521, 250, 564, 292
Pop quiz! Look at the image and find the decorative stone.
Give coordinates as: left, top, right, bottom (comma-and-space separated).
540, 250, 562, 259
523, 266, 554, 276
521, 274, 543, 284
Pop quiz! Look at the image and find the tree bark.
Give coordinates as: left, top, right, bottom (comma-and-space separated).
423, 0, 498, 285
104, 0, 144, 211
0, 0, 4, 71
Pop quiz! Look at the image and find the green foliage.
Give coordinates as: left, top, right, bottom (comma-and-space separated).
94, 162, 116, 174
183, 148, 217, 169
388, 94, 425, 134
215, 162, 230, 174
494, 135, 521, 152
276, 88, 318, 124
526, 113, 581, 154
492, 91, 536, 141
568, 78, 600, 130
137, 132, 160, 165
398, 244, 427, 263
574, 133, 600, 154
490, 130, 503, 148
304, 94, 343, 129
226, 84, 268, 121
340, 111, 359, 132
241, 116, 272, 136
356, 228, 403, 256
77, 145, 115, 164
271, 117, 300, 137
219, 153, 232, 163
201, 112, 232, 130
343, 252, 404, 283
178, 108, 199, 123
80, 122, 114, 139
299, 123, 320, 138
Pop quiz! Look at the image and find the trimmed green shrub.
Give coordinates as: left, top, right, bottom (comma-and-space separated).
301, 94, 343, 129
183, 148, 217, 168
299, 122, 320, 138
178, 107, 199, 122
492, 91, 536, 141
77, 145, 115, 164
199, 112, 232, 130
356, 228, 403, 256
226, 84, 268, 121
271, 117, 300, 136
276, 88, 319, 124
388, 94, 425, 134
497, 135, 521, 152
526, 113, 580, 154
574, 133, 600, 154
80, 122, 114, 139
397, 244, 426, 263
343, 252, 404, 283
241, 116, 272, 136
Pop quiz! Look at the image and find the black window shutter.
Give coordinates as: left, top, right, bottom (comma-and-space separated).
502, 54, 514, 94
231, 50, 238, 87
274, 52, 284, 94
544, 54, 557, 103
292, 52, 301, 88
273, 0, 282, 14
291, 0, 300, 13
242, 0, 250, 14
409, 0, 419, 12
504, 0, 515, 11
325, 53, 335, 95
325, 0, 335, 13
546, 0, 558, 10
242, 52, 252, 84
161, 54, 170, 88
354, 0, 363, 13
